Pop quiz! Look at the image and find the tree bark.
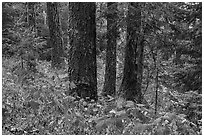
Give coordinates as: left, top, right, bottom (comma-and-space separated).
102, 2, 117, 96
47, 2, 64, 68
119, 3, 144, 103
68, 2, 97, 100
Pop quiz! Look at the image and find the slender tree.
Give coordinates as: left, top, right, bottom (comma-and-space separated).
68, 2, 97, 100
42, 10, 47, 25
119, 3, 144, 103
27, 2, 36, 29
47, 2, 64, 68
25, 2, 37, 71
102, 2, 117, 96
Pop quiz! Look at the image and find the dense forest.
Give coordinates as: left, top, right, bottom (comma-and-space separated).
2, 2, 202, 135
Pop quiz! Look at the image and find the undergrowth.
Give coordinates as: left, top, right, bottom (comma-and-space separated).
2, 57, 202, 135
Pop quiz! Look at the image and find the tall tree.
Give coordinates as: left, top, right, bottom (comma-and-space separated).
47, 2, 64, 68
68, 2, 97, 100
119, 3, 144, 103
102, 2, 117, 96
136, 3, 145, 101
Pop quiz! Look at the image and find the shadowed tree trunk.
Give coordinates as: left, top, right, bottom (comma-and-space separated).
102, 2, 117, 97
137, 33, 144, 100
68, 2, 97, 101
47, 2, 64, 68
119, 3, 144, 103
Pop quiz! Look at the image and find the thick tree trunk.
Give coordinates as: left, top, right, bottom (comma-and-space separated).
137, 34, 144, 99
102, 2, 117, 96
68, 2, 97, 100
136, 3, 145, 103
47, 2, 64, 68
119, 3, 143, 103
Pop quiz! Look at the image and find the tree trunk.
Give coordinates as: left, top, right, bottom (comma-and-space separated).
27, 2, 36, 30
102, 2, 117, 96
42, 10, 47, 25
68, 2, 97, 100
119, 3, 143, 103
137, 34, 144, 100
136, 3, 145, 103
47, 2, 64, 68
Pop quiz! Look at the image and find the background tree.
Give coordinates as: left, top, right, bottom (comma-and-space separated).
68, 2, 97, 100
2, 2, 21, 56
167, 2, 202, 93
102, 2, 117, 97
47, 2, 64, 68
141, 2, 202, 124
26, 2, 36, 30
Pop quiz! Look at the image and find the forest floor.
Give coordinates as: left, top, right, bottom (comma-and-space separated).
2, 57, 202, 135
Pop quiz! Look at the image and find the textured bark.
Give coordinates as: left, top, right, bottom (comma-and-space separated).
47, 2, 64, 68
136, 3, 145, 103
68, 2, 97, 100
137, 34, 144, 99
119, 3, 144, 103
102, 2, 117, 96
